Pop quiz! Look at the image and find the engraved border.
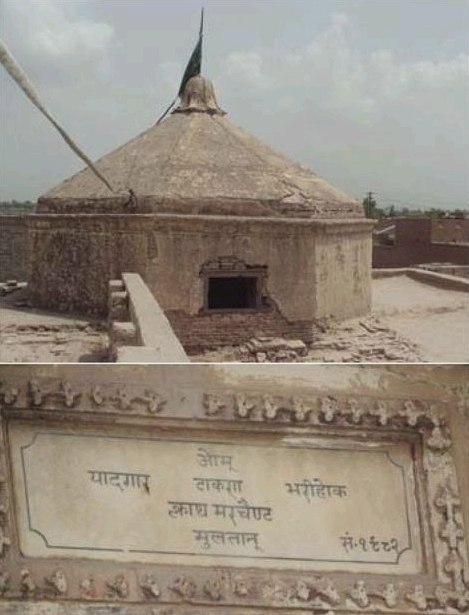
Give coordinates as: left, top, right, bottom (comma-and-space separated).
19, 430, 413, 566
0, 373, 468, 613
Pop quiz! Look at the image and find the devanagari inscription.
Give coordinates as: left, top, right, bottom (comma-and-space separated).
285, 478, 348, 502
13, 425, 417, 572
192, 477, 243, 496
196, 447, 237, 473
340, 532, 399, 554
167, 501, 209, 519
193, 529, 261, 551
211, 499, 273, 527
88, 470, 150, 493
167, 499, 273, 527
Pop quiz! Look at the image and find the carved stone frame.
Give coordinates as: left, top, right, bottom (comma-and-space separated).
0, 375, 468, 614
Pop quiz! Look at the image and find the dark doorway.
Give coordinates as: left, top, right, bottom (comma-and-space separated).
207, 276, 259, 310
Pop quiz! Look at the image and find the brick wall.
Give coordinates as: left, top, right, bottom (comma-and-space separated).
428, 242, 469, 264
167, 303, 313, 352
373, 218, 469, 267
0, 215, 29, 281
431, 218, 469, 243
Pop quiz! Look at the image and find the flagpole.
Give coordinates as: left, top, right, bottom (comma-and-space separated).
200, 7, 204, 73
156, 96, 178, 125
157, 8, 205, 124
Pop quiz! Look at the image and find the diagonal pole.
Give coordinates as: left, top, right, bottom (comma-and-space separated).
0, 39, 115, 193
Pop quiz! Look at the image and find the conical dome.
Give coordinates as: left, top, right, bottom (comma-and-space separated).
38, 77, 363, 219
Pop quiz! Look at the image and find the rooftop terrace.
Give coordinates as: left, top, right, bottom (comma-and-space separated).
1, 272, 467, 363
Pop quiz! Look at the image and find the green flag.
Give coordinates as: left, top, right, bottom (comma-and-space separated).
156, 9, 205, 125
178, 8, 204, 96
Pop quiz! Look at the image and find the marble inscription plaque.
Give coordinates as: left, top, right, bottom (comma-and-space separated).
10, 424, 422, 573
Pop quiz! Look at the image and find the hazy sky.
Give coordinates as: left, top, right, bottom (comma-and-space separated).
1, 0, 468, 209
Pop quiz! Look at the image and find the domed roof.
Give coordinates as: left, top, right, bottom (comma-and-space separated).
38, 76, 363, 219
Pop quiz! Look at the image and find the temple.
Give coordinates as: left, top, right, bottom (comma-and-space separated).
28, 71, 373, 349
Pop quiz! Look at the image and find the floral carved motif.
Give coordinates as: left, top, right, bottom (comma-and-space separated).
304, 576, 341, 605
203, 577, 225, 601
60, 382, 81, 408
349, 580, 370, 608
427, 425, 452, 451
232, 576, 254, 599
0, 570, 9, 596
378, 582, 399, 608
435, 482, 464, 551
213, 390, 450, 441
1, 387, 18, 406
0, 379, 168, 416
204, 394, 225, 417
140, 575, 161, 600
20, 568, 37, 596
106, 574, 129, 600
169, 576, 196, 601
44, 569, 68, 596
406, 584, 427, 611
0, 523, 10, 557
79, 575, 96, 599
234, 393, 256, 419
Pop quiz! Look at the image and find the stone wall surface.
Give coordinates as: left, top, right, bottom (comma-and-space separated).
0, 216, 29, 282
0, 364, 468, 615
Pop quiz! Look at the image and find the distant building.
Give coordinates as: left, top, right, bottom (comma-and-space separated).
373, 218, 469, 269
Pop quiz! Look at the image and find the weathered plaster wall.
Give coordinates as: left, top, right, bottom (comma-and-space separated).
28, 214, 318, 320
0, 215, 29, 282
27, 214, 372, 345
142, 216, 318, 322
314, 225, 372, 319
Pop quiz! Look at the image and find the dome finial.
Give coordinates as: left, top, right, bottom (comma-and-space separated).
173, 75, 225, 115
157, 9, 224, 124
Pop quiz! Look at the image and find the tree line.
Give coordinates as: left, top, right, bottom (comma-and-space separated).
0, 200, 36, 214
362, 195, 467, 219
